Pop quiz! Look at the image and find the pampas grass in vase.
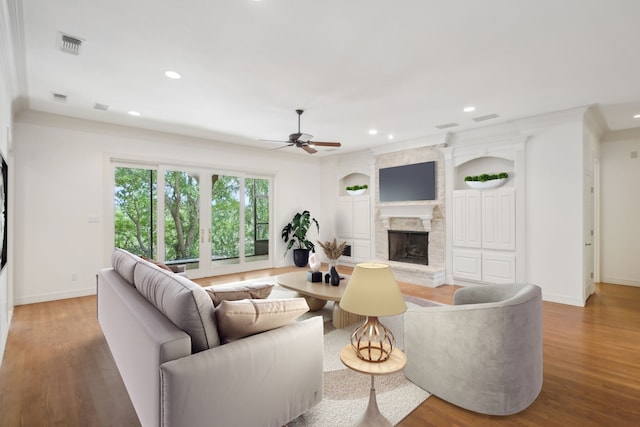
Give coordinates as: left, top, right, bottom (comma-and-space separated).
317, 238, 348, 267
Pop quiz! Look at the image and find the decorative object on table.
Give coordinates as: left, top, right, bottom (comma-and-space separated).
281, 210, 319, 267
317, 238, 348, 262
346, 184, 368, 196
329, 265, 340, 286
307, 271, 323, 282
339, 263, 407, 362
464, 172, 508, 189
308, 252, 321, 272
307, 253, 322, 281
324, 273, 330, 284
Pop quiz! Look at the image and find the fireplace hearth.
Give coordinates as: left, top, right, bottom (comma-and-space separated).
388, 230, 429, 266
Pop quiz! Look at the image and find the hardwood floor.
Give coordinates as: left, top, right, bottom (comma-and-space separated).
1, 266, 639, 426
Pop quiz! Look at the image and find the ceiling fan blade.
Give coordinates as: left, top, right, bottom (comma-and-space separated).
309, 141, 341, 147
260, 139, 290, 144
302, 144, 318, 154
270, 144, 294, 151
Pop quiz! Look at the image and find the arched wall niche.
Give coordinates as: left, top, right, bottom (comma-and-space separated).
455, 156, 515, 190
339, 172, 370, 196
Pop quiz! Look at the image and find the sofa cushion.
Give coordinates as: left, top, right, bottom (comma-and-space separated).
215, 298, 309, 341
204, 283, 274, 307
134, 261, 220, 352
111, 248, 143, 285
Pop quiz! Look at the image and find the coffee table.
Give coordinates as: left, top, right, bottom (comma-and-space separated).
275, 271, 364, 329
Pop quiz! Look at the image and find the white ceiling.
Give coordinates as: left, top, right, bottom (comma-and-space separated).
15, 0, 640, 156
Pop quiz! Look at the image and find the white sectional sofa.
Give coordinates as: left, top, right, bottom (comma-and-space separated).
97, 248, 324, 427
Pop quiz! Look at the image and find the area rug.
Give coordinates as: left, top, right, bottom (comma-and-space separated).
215, 278, 438, 426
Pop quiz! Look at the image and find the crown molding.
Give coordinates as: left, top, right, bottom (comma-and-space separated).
0, 0, 27, 107
584, 104, 609, 138
370, 133, 450, 156
514, 105, 589, 133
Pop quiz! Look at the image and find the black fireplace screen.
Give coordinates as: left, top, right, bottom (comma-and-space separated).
388, 230, 428, 266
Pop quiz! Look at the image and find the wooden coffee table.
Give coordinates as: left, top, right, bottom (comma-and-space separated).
275, 271, 364, 329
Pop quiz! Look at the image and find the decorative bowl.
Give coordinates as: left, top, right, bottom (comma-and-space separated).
465, 178, 507, 189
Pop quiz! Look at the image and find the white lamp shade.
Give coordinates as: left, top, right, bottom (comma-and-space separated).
339, 263, 407, 317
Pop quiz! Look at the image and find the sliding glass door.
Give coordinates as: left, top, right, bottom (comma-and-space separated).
113, 163, 272, 278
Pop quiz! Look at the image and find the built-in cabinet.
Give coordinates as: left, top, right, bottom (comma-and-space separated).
336, 169, 373, 264
452, 188, 516, 283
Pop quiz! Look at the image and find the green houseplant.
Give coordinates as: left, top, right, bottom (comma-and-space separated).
281, 210, 320, 267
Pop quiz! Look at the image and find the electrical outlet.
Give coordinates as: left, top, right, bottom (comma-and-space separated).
71, 272, 78, 281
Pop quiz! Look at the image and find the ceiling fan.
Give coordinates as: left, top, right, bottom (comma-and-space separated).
262, 109, 342, 154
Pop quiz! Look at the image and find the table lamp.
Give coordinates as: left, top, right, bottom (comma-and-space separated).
339, 263, 407, 362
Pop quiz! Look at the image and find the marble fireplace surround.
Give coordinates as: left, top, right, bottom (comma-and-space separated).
374, 145, 446, 287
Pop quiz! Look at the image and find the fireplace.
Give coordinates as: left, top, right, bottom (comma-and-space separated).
388, 230, 429, 266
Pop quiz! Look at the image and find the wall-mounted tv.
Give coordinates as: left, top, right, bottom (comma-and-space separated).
379, 161, 436, 202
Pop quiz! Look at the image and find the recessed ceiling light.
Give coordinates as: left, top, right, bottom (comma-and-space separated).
634, 114, 640, 119
128, 111, 141, 117
388, 134, 394, 140
368, 129, 378, 135
463, 106, 476, 113
165, 70, 181, 79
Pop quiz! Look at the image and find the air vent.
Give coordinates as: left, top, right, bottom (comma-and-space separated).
51, 93, 67, 103
94, 103, 110, 111
435, 122, 459, 129
58, 33, 83, 55
472, 114, 499, 122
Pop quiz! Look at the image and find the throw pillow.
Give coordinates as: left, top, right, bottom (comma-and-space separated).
215, 298, 309, 340
205, 283, 274, 307
141, 256, 173, 272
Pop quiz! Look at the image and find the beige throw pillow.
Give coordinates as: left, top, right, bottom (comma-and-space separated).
205, 283, 274, 307
215, 298, 309, 340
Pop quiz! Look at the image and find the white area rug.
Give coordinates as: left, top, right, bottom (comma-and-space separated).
221, 278, 432, 426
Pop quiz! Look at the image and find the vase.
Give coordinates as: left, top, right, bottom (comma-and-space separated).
330, 265, 340, 286
293, 249, 310, 267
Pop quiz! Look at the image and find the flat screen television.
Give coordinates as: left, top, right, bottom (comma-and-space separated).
379, 161, 436, 202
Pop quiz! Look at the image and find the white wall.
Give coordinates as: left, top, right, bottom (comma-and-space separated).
600, 129, 640, 286
0, 64, 10, 365
13, 111, 326, 304
0, 0, 16, 365
524, 119, 585, 305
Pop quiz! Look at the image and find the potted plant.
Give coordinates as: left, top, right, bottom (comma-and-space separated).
281, 210, 320, 267
346, 184, 368, 196
464, 172, 509, 189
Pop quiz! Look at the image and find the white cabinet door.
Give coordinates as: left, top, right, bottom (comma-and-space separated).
482, 252, 516, 284
337, 198, 353, 238
482, 188, 515, 250
353, 240, 371, 262
453, 190, 481, 248
452, 249, 482, 281
352, 197, 370, 239
496, 189, 516, 250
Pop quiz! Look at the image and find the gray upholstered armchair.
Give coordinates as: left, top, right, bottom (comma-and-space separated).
403, 283, 543, 415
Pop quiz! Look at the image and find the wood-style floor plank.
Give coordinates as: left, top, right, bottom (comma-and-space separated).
1, 265, 639, 426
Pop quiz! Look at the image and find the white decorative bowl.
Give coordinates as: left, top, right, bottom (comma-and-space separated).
346, 189, 367, 196
465, 178, 507, 189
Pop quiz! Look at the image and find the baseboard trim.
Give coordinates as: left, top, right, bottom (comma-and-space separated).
15, 287, 96, 306
542, 292, 585, 307
600, 277, 640, 287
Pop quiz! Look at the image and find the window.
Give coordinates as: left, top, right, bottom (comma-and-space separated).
114, 167, 157, 258
113, 164, 272, 276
